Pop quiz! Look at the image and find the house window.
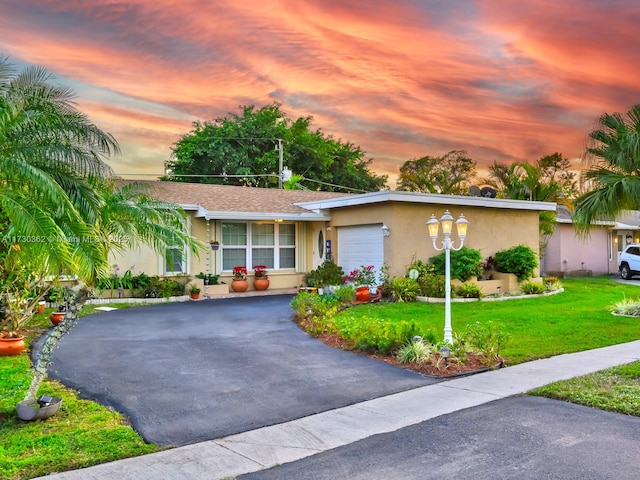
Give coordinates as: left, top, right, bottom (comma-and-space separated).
279, 223, 296, 268
165, 246, 186, 274
222, 222, 248, 270
222, 221, 296, 271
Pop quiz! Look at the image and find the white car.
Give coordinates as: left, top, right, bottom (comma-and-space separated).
618, 244, 640, 279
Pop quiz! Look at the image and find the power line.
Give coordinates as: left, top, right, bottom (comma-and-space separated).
116, 173, 372, 193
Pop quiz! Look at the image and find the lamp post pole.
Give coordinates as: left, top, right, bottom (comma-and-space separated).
427, 210, 469, 343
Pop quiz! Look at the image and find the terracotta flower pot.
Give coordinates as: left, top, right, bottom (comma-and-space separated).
190, 293, 200, 300
50, 312, 66, 326
231, 279, 249, 292
355, 286, 371, 302
37, 301, 46, 314
0, 335, 26, 356
253, 277, 270, 291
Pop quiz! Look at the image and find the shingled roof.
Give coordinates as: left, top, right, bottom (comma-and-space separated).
131, 180, 351, 220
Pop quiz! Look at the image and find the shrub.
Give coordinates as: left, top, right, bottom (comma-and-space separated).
396, 339, 433, 364
141, 276, 188, 298
304, 260, 345, 288
520, 281, 546, 295
290, 292, 339, 337
457, 321, 509, 366
406, 258, 436, 279
609, 297, 640, 317
544, 276, 562, 292
195, 272, 221, 285
494, 245, 538, 281
430, 246, 483, 282
389, 277, 421, 302
455, 282, 482, 298
418, 274, 446, 297
335, 315, 421, 355
334, 284, 356, 303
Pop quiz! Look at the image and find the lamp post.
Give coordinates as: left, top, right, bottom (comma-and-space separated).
426, 210, 469, 343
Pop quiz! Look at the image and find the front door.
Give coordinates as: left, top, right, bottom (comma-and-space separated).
313, 227, 326, 269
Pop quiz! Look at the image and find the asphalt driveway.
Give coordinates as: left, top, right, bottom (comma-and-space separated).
39, 295, 436, 446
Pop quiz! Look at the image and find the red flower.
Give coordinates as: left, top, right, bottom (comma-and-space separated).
232, 266, 247, 279
253, 265, 268, 278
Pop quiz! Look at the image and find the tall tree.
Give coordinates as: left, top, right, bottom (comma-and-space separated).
485, 153, 577, 255
484, 154, 577, 202
165, 103, 388, 192
574, 105, 640, 234
0, 57, 200, 401
396, 150, 477, 194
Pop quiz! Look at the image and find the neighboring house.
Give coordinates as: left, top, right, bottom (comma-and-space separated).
111, 181, 556, 291
544, 206, 640, 276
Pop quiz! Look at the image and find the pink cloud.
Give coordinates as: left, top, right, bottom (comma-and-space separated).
2, 0, 639, 183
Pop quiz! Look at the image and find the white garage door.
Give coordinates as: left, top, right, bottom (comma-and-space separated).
337, 224, 384, 280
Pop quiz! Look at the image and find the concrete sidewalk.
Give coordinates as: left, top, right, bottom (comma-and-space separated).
37, 340, 640, 480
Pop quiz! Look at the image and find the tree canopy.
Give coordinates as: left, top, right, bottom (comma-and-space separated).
396, 150, 476, 194
164, 103, 388, 192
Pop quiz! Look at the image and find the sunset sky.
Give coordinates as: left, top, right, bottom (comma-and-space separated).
2, 1, 640, 187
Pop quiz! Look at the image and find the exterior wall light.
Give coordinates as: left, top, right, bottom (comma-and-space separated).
381, 224, 390, 237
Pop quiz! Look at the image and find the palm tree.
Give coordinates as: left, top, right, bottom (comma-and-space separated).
0, 56, 118, 280
485, 156, 577, 258
0, 57, 201, 401
573, 104, 640, 234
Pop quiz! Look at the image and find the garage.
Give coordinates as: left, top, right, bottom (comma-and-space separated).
337, 224, 385, 279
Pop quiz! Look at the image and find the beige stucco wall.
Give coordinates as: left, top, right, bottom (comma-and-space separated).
107, 202, 545, 291
328, 202, 542, 278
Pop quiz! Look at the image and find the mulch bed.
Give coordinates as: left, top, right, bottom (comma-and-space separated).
316, 332, 502, 378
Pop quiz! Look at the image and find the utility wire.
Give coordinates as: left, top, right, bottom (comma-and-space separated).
117, 172, 373, 193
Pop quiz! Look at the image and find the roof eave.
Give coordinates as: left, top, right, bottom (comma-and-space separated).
202, 211, 331, 221
296, 191, 557, 211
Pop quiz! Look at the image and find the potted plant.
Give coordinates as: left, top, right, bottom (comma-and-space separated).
0, 263, 47, 356
48, 287, 73, 326
231, 266, 249, 292
209, 240, 220, 251
188, 284, 201, 300
344, 265, 377, 302
252, 265, 269, 291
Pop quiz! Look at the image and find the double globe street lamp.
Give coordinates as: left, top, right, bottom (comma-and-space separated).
427, 210, 469, 343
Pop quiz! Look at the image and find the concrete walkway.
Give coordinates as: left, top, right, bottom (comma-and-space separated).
37, 340, 640, 480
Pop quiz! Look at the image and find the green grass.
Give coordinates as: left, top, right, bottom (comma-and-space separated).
344, 277, 640, 364
530, 361, 640, 416
1, 305, 157, 480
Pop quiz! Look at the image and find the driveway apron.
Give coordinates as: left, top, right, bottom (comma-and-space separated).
39, 296, 436, 446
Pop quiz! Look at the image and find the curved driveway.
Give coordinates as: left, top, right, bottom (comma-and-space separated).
42, 295, 436, 446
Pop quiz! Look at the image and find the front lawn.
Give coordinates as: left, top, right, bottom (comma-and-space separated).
0, 305, 157, 480
339, 277, 640, 364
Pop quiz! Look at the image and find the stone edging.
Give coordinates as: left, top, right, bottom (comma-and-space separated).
417, 287, 564, 303
86, 295, 190, 305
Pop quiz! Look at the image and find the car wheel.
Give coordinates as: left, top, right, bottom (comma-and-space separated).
620, 264, 632, 280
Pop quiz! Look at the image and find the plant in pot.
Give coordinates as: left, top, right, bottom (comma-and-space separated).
0, 257, 48, 356
252, 265, 270, 291
344, 265, 377, 301
231, 266, 249, 292
48, 286, 73, 326
315, 260, 345, 294
196, 272, 221, 285
188, 284, 201, 299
